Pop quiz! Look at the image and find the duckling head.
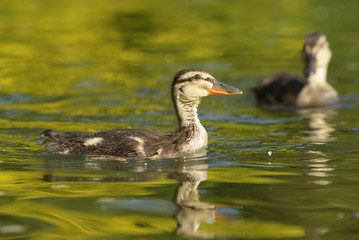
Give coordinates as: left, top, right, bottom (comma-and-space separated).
171, 69, 242, 124
172, 69, 242, 102
301, 32, 332, 78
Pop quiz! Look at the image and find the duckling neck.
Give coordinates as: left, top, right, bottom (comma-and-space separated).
296, 63, 338, 107
172, 97, 208, 152
309, 65, 328, 85
174, 98, 202, 126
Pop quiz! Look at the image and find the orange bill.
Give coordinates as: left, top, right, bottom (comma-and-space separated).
209, 80, 243, 95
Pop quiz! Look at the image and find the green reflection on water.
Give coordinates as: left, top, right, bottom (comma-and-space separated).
1, 0, 359, 239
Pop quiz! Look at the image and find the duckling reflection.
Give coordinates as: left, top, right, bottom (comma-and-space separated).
168, 157, 216, 238
298, 109, 336, 186
303, 156, 333, 185
298, 108, 336, 144
42, 151, 223, 238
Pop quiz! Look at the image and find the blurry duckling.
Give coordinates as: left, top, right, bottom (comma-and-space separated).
253, 32, 338, 107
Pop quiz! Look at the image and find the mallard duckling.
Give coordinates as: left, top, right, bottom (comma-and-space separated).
43, 69, 242, 159
254, 32, 338, 107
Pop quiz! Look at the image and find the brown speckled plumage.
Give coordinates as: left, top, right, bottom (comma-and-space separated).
43, 69, 242, 159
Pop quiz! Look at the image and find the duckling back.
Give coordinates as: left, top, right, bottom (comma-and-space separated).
42, 128, 164, 158
253, 72, 308, 105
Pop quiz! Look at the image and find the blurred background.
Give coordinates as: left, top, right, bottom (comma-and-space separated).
0, 0, 359, 239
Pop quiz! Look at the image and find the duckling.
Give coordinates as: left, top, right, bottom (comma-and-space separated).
253, 32, 338, 107
43, 69, 242, 159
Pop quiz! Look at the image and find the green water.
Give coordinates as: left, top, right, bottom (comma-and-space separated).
1, 0, 359, 239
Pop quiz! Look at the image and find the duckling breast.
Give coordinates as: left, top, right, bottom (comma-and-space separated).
296, 83, 339, 107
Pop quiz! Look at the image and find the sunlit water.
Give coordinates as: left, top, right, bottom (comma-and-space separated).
1, 0, 359, 239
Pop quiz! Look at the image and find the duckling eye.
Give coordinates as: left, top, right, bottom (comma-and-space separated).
193, 74, 201, 79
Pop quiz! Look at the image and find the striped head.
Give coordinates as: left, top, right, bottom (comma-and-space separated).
302, 32, 332, 78
172, 69, 242, 103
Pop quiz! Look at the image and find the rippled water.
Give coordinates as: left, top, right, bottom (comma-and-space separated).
1, 0, 359, 239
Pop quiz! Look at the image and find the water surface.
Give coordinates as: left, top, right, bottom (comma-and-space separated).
1, 0, 359, 239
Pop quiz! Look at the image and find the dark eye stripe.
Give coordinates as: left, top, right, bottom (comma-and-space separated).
175, 77, 213, 84
175, 79, 193, 84
194, 74, 201, 79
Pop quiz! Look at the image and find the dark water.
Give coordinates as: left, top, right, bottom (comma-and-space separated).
1, 0, 359, 239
